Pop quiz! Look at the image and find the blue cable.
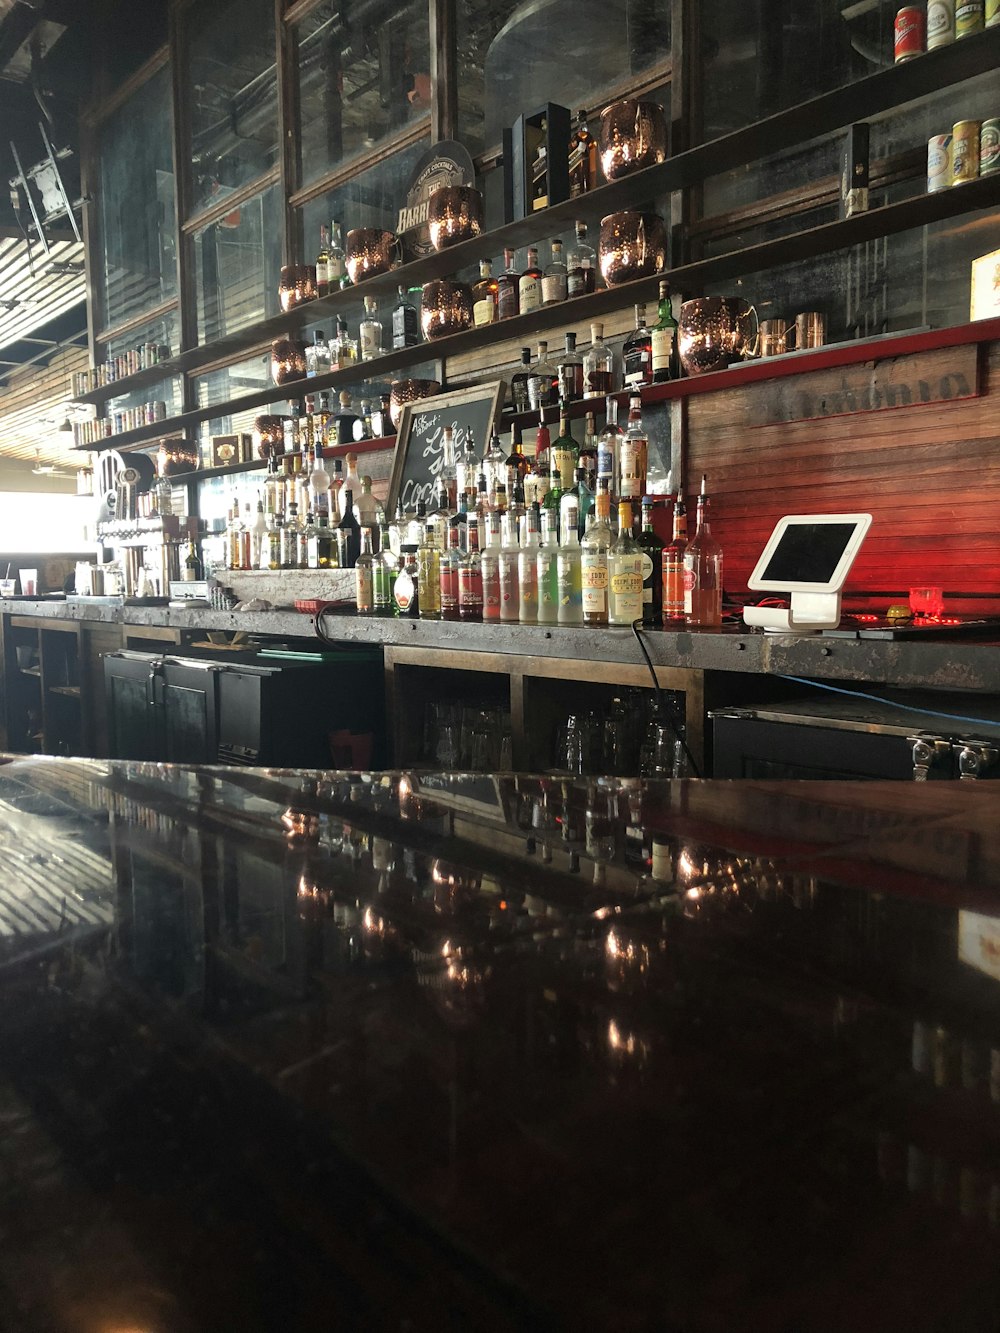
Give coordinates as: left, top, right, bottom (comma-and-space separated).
777, 675, 1000, 732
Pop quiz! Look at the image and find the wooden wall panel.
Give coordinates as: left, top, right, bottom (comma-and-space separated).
686, 339, 1000, 610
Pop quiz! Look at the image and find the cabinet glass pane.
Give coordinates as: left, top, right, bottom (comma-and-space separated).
193, 355, 271, 465
194, 184, 282, 344
187, 0, 278, 215
456, 0, 668, 155
299, 136, 427, 257
99, 310, 180, 365
97, 66, 176, 332
293, 0, 431, 188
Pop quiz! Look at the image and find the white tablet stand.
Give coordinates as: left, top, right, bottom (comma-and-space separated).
742, 513, 873, 635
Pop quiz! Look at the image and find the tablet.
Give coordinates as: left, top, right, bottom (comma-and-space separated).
743, 513, 872, 632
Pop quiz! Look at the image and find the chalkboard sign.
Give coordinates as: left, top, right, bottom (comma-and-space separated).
413, 773, 508, 819
387, 381, 506, 514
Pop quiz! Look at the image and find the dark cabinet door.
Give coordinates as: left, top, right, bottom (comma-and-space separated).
105, 653, 158, 760
105, 655, 221, 762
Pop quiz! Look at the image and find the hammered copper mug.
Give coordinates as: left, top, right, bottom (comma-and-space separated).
345, 228, 399, 283
427, 186, 484, 250
420, 280, 474, 340
598, 211, 667, 286
678, 297, 759, 376
599, 99, 668, 180
389, 378, 441, 429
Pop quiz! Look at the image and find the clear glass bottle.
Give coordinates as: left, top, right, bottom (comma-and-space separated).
662, 493, 688, 625
355, 528, 375, 614
417, 522, 441, 619
519, 246, 543, 315
308, 513, 334, 569
505, 423, 531, 501
562, 464, 593, 539
267, 519, 282, 571
499, 512, 520, 622
481, 510, 502, 622
622, 304, 652, 390
556, 332, 584, 402
597, 397, 621, 496
551, 407, 579, 496
335, 316, 356, 367
510, 347, 533, 414
264, 458, 282, 528
329, 221, 347, 287
308, 439, 329, 521
609, 500, 644, 625
557, 500, 583, 625
374, 523, 395, 614
298, 509, 314, 569
393, 544, 419, 616
250, 498, 267, 569
581, 487, 612, 627
392, 284, 419, 349
637, 496, 665, 625
359, 297, 382, 361
315, 224, 330, 296
567, 220, 597, 297
280, 501, 300, 569
527, 340, 558, 412
536, 508, 560, 625
619, 395, 648, 503
518, 502, 541, 623
483, 429, 507, 504
497, 246, 520, 320
578, 410, 598, 489
651, 279, 681, 382
355, 475, 381, 548
683, 476, 723, 627
472, 260, 498, 327
542, 239, 568, 306
584, 322, 614, 397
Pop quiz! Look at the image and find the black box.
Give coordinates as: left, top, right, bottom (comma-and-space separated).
842, 122, 870, 218
503, 104, 571, 222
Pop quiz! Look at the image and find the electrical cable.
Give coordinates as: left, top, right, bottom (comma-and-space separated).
632, 620, 702, 777
777, 674, 1000, 731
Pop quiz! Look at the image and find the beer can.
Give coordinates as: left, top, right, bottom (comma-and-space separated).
955, 0, 984, 33
981, 118, 1000, 175
894, 5, 925, 59
988, 0, 1000, 26
152, 400, 167, 422
927, 133, 953, 190
927, 0, 955, 45
952, 119, 981, 182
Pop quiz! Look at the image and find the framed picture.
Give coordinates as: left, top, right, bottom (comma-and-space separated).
971, 247, 1000, 322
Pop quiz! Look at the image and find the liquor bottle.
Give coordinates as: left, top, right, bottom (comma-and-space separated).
584, 322, 614, 397
519, 246, 543, 315
536, 508, 560, 625
281, 501, 300, 569
622, 304, 652, 390
567, 220, 597, 297
619, 395, 648, 503
557, 332, 584, 401
315, 391, 332, 443
250, 500, 267, 569
651, 279, 681, 382
316, 224, 330, 297
518, 503, 541, 623
306, 329, 328, 377
309, 439, 330, 520
183, 536, 200, 581
483, 429, 506, 503
472, 260, 499, 327
267, 519, 282, 571
609, 501, 644, 625
392, 285, 420, 348
474, 473, 489, 551
372, 392, 392, 438
456, 429, 479, 504
568, 110, 597, 197
562, 464, 593, 538
497, 246, 520, 320
355, 476, 381, 549
683, 476, 723, 627
499, 512, 521, 622
439, 521, 461, 620
329, 221, 347, 287
530, 409, 552, 509
393, 545, 419, 616
581, 487, 612, 626
637, 496, 664, 624
557, 500, 583, 625
308, 513, 334, 568
527, 341, 558, 413
328, 461, 342, 525
510, 347, 533, 414
542, 239, 568, 306
458, 511, 483, 621
359, 297, 382, 361
417, 523, 441, 619
373, 524, 395, 613
337, 488, 361, 568
333, 391, 360, 444
597, 397, 622, 496
505, 423, 531, 500
481, 510, 502, 622
334, 317, 356, 368
531, 122, 549, 209
343, 450, 362, 498
542, 420, 564, 529
551, 407, 579, 495
355, 529, 375, 613
509, 474, 527, 546
578, 411, 598, 489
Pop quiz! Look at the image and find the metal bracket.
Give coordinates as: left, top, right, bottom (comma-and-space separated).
908, 734, 950, 781
953, 741, 999, 782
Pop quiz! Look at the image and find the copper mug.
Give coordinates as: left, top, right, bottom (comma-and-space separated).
253, 415, 287, 459
420, 280, 474, 340
345, 228, 400, 283
427, 186, 484, 250
279, 264, 317, 312
389, 378, 441, 430
270, 335, 307, 386
598, 211, 667, 287
795, 311, 826, 349
678, 297, 759, 376
599, 99, 668, 180
759, 320, 791, 357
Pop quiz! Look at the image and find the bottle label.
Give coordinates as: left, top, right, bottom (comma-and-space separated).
329, 256, 345, 281
553, 445, 576, 488
394, 569, 415, 613
597, 443, 615, 480
355, 567, 373, 611
682, 561, 695, 614
316, 259, 329, 288
581, 558, 608, 613
541, 274, 567, 304
519, 276, 541, 312
473, 297, 496, 327
623, 349, 650, 387
651, 327, 675, 374
619, 438, 647, 497
611, 571, 642, 596
360, 327, 379, 359
639, 552, 654, 603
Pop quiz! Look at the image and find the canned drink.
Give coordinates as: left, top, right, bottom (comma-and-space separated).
927, 0, 955, 45
988, 0, 1000, 25
894, 5, 925, 59
981, 118, 1000, 175
952, 120, 981, 182
955, 0, 984, 32
152, 400, 167, 422
927, 133, 953, 189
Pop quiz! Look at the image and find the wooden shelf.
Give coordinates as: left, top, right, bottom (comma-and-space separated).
48, 684, 82, 699
73, 169, 1000, 457
170, 432, 397, 485
18, 665, 40, 677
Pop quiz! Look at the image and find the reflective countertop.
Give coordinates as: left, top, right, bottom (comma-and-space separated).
1, 758, 999, 1331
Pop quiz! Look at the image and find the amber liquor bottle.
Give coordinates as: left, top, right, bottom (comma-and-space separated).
497, 247, 520, 320
662, 495, 688, 624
